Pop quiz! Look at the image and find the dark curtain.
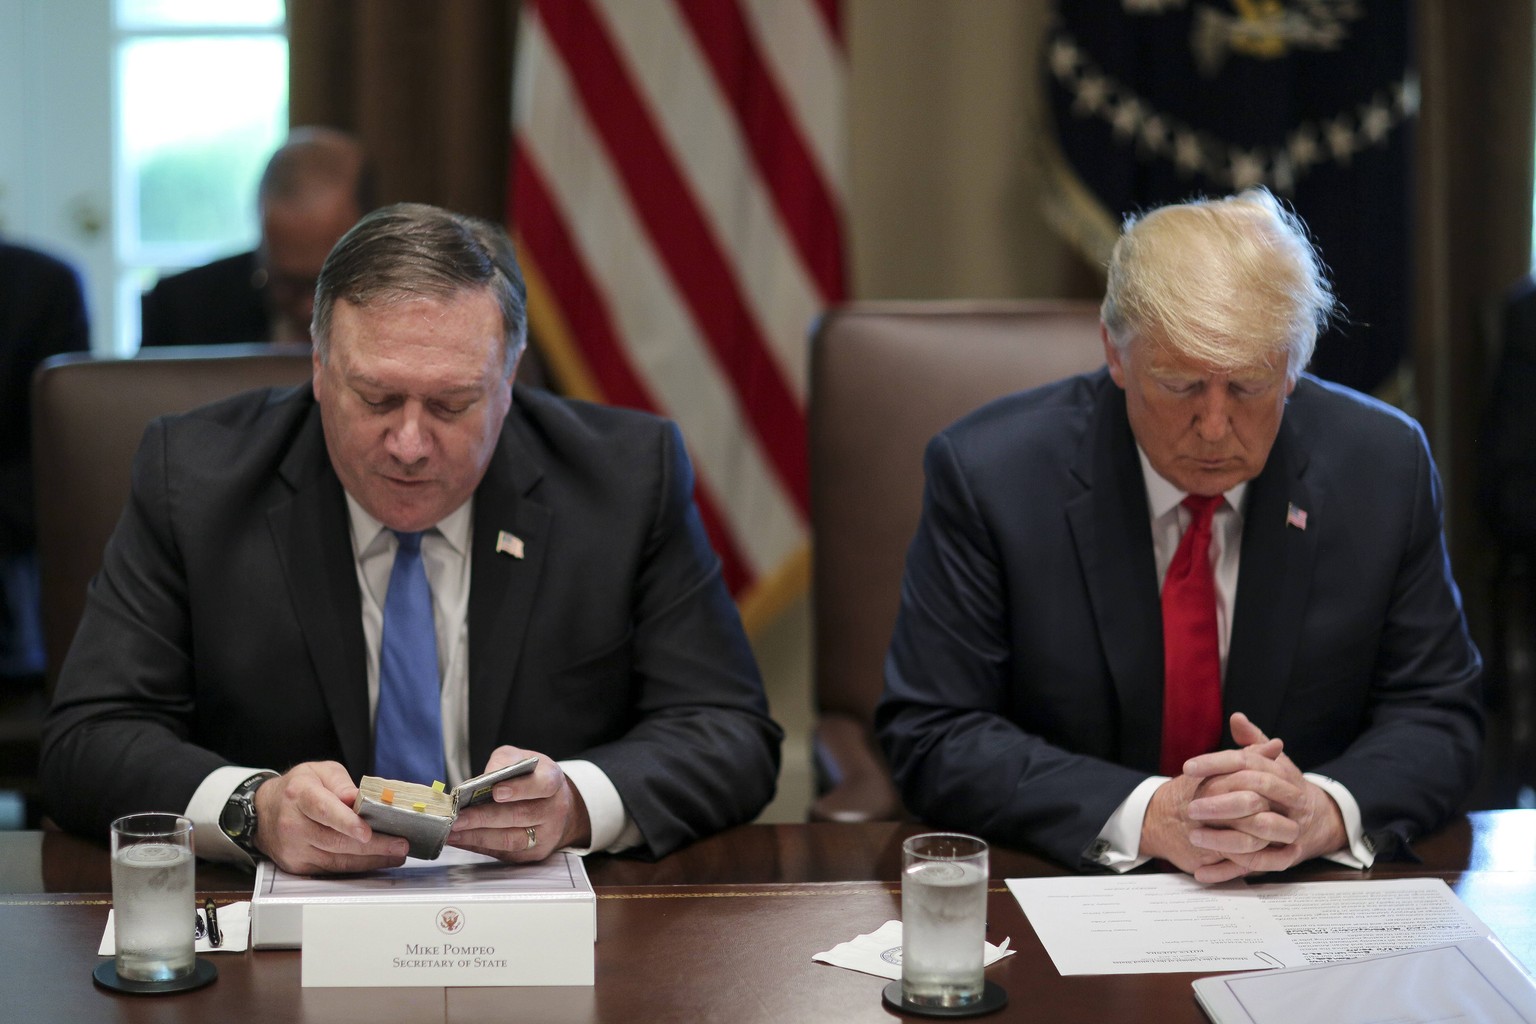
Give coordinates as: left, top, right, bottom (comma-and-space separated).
1414, 2, 1533, 573
287, 0, 518, 223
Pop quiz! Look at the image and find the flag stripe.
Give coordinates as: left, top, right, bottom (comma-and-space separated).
516, 20, 805, 574
512, 0, 845, 607
514, 148, 756, 594
675, 0, 846, 302
808, 0, 842, 47
593, 0, 819, 399
539, 0, 810, 516
739, 0, 847, 197
513, 147, 653, 412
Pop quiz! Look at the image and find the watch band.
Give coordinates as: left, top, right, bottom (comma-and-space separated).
221, 772, 272, 856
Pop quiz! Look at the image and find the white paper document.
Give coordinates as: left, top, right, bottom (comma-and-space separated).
1192, 936, 1536, 1024
1007, 875, 1491, 976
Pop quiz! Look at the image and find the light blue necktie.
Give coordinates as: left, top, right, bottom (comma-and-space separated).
372, 530, 446, 784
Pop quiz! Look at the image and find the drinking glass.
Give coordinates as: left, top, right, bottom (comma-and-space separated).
110, 813, 196, 983
901, 832, 988, 1008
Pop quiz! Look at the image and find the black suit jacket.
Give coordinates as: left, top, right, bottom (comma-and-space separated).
140, 250, 268, 346
1480, 275, 1536, 555
0, 242, 90, 556
40, 384, 782, 857
0, 243, 90, 678
877, 368, 1483, 868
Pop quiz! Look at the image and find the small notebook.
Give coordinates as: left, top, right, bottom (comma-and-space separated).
354, 756, 537, 859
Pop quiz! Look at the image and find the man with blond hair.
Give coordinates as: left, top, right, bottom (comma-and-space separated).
878, 188, 1482, 879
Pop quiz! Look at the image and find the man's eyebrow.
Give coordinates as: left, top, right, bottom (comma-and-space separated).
347, 374, 483, 399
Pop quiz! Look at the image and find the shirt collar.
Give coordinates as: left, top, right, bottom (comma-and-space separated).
1134, 445, 1248, 519
343, 492, 473, 559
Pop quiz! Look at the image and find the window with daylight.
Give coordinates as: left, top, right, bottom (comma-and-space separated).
115, 0, 288, 351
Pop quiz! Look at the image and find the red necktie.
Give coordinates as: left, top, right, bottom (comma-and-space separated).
1160, 494, 1224, 776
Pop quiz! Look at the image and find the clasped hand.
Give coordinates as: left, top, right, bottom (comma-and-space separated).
1140, 712, 1347, 883
252, 747, 592, 875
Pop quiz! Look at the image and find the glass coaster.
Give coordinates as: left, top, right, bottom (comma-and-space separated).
93, 957, 217, 995
881, 979, 1008, 1018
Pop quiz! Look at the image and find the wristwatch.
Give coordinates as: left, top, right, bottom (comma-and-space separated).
220, 774, 272, 856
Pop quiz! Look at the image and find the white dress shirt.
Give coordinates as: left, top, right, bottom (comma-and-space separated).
187, 494, 641, 865
1089, 447, 1372, 872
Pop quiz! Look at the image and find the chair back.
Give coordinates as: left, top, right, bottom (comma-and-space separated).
32, 345, 314, 690
808, 300, 1105, 820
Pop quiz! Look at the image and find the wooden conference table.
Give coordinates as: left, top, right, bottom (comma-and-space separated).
2, 812, 1533, 1023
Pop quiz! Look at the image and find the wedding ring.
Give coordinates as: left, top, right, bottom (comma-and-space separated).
525, 826, 537, 850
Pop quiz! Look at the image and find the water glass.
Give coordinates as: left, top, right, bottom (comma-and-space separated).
110, 813, 196, 983
901, 832, 988, 1008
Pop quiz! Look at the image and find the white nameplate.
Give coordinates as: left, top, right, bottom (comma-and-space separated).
301, 900, 594, 987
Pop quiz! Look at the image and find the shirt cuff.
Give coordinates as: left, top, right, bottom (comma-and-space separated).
1305, 772, 1374, 869
1087, 776, 1168, 872
185, 765, 275, 868
558, 759, 641, 855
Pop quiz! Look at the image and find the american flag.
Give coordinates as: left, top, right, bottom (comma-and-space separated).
1286, 503, 1309, 531
510, 0, 847, 631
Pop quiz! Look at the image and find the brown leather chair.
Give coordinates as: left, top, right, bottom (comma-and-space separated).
807, 300, 1106, 822
32, 344, 315, 693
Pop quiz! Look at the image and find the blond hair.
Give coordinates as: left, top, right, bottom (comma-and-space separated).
1100, 188, 1335, 379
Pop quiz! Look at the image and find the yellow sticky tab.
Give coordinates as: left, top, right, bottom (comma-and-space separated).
431, 780, 446, 793
381, 788, 395, 805
412, 802, 426, 812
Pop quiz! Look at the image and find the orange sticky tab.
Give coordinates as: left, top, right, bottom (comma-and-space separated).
381, 788, 395, 805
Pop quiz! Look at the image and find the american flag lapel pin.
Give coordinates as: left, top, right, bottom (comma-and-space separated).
496, 530, 525, 559
1286, 503, 1308, 531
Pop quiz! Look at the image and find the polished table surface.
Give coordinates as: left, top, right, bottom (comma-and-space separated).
2, 812, 1533, 1022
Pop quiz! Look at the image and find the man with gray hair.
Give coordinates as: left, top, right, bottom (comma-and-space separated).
44, 203, 782, 874
878, 188, 1482, 880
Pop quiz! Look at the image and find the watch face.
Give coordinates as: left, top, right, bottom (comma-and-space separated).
221, 798, 249, 837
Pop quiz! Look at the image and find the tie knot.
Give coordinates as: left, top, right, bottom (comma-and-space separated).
392, 530, 424, 554
1180, 493, 1223, 526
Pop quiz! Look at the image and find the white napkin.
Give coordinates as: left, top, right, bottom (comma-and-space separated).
812, 919, 1013, 980
98, 900, 252, 955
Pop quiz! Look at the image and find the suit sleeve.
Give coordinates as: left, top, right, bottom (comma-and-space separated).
39, 418, 228, 841
877, 434, 1147, 869
1311, 426, 1483, 860
575, 423, 783, 859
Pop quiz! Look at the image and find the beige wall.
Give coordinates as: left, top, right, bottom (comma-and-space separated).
845, 0, 1100, 303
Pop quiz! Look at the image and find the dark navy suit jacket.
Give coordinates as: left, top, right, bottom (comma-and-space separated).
41, 384, 782, 857
140, 250, 268, 347
877, 368, 1482, 869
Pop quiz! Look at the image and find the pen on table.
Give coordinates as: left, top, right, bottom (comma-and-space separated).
204, 899, 221, 948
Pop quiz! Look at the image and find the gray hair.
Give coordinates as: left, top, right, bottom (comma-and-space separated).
311, 202, 528, 376
1100, 187, 1335, 380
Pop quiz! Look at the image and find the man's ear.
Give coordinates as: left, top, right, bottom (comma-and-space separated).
1102, 323, 1127, 389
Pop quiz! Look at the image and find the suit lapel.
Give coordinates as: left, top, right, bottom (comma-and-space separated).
1225, 410, 1317, 736
1065, 378, 1166, 772
466, 419, 551, 767
268, 403, 372, 773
